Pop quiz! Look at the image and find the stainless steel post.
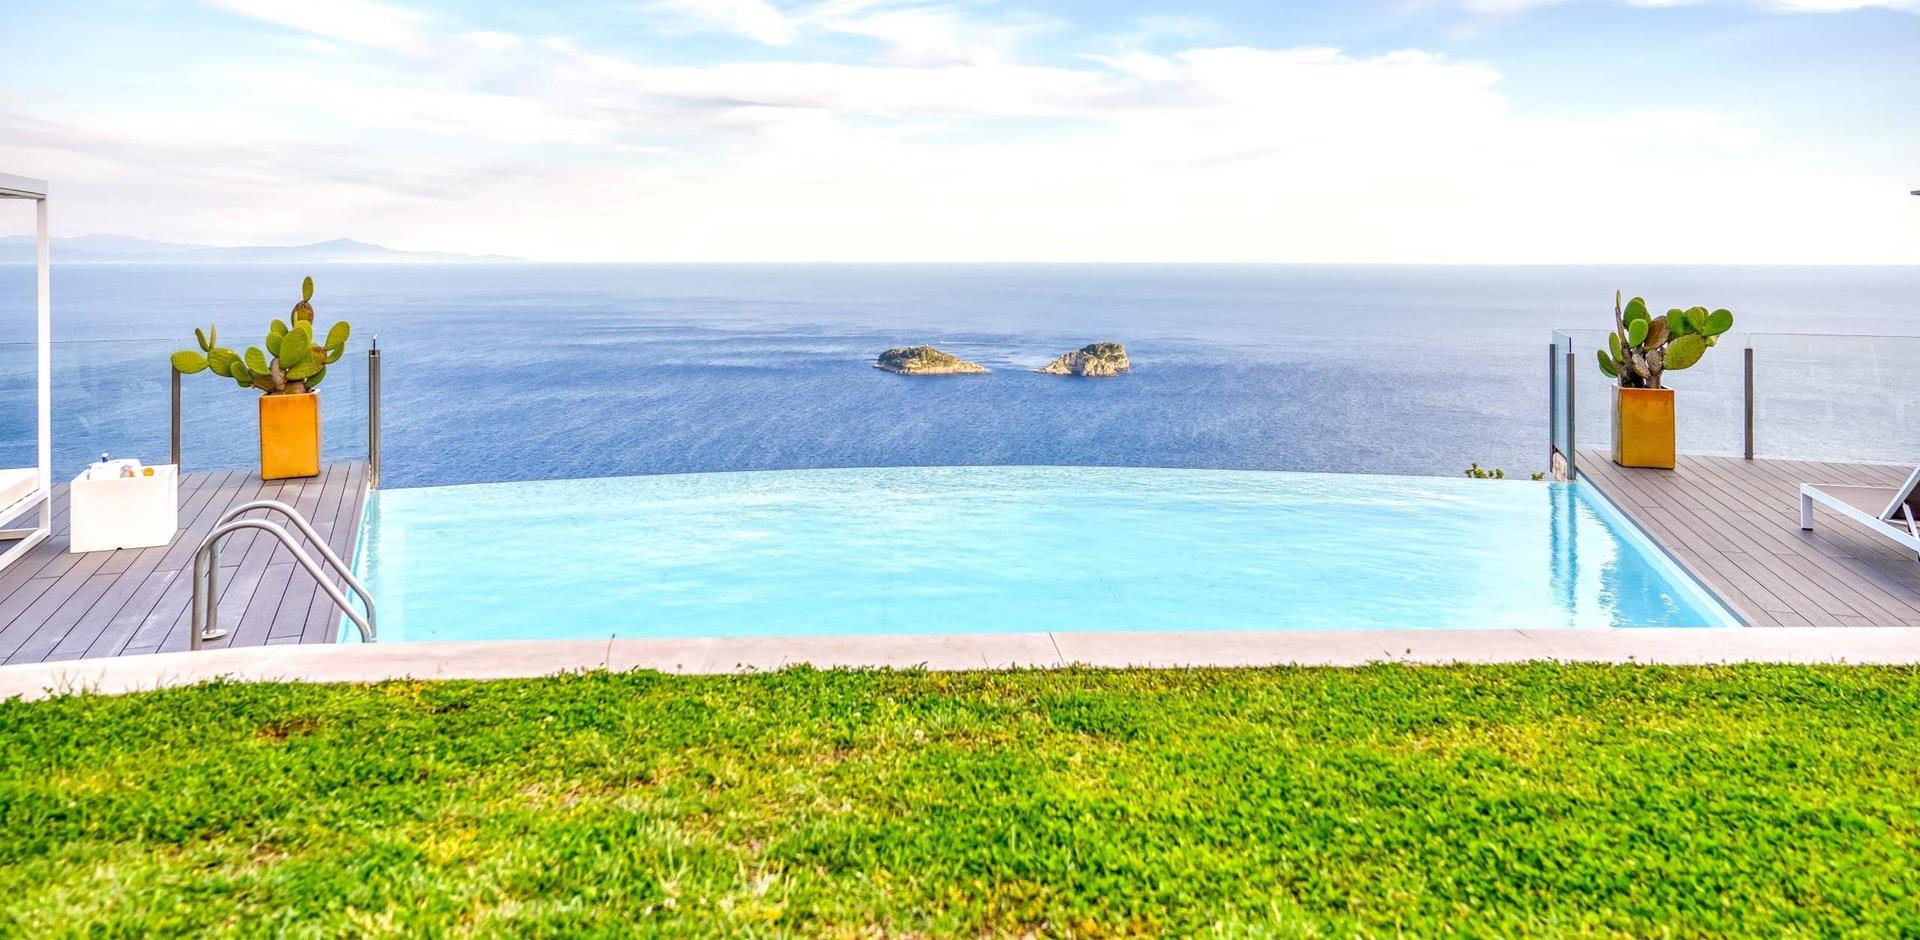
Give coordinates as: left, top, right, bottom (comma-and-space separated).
1564, 350, 1577, 481
1547, 342, 1557, 470
368, 343, 381, 488
170, 368, 182, 468
194, 540, 227, 645
1743, 346, 1755, 460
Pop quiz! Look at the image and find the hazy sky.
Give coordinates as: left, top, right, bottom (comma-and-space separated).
1, 0, 1915, 262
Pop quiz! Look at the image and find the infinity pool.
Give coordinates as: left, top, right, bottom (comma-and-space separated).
350, 466, 1735, 642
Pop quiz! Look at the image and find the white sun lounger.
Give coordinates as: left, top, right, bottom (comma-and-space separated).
1800, 465, 1920, 560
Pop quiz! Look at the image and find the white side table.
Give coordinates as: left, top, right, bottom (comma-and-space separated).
69, 463, 179, 553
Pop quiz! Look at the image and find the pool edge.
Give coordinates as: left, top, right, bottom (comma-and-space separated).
9, 627, 1920, 701
1572, 475, 1747, 627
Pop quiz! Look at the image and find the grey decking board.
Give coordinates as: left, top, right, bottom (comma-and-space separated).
9, 570, 122, 664
274, 462, 357, 643
156, 470, 340, 653
1704, 458, 1920, 606
0, 550, 112, 661
100, 469, 254, 655
245, 468, 342, 645
68, 472, 242, 659
123, 470, 265, 653
1684, 463, 1920, 621
271, 462, 336, 566
227, 563, 297, 650
294, 462, 367, 644
1580, 465, 1782, 627
0, 490, 78, 602
78, 570, 177, 660
0, 579, 59, 650
0, 462, 369, 666
277, 463, 354, 642
1579, 451, 1920, 627
1582, 459, 1822, 623
1678, 505, 1868, 619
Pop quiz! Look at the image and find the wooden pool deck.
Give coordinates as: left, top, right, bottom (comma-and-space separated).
0, 462, 368, 666
1577, 451, 1920, 627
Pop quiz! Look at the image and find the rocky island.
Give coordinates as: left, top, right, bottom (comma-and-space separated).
1038, 342, 1130, 377
874, 346, 989, 375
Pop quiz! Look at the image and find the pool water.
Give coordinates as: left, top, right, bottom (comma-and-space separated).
351, 467, 1736, 642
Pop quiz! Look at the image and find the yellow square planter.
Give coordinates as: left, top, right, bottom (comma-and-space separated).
1612, 386, 1675, 469
259, 392, 322, 480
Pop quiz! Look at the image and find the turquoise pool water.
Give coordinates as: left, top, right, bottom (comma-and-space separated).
351, 467, 1736, 642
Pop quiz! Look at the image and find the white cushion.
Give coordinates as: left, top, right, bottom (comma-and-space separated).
0, 467, 37, 515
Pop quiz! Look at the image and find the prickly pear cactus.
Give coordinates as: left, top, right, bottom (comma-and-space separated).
1594, 290, 1733, 389
172, 276, 353, 396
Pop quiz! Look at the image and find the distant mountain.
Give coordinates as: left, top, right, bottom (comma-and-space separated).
0, 234, 522, 264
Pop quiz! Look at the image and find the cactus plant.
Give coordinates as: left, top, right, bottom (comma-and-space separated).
172, 276, 351, 394
1593, 291, 1733, 389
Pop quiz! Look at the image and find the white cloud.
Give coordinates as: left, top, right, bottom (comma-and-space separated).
1463, 0, 1913, 11
1460, 0, 1570, 12
641, 0, 1055, 62
199, 0, 433, 52
5, 1, 1913, 262
460, 31, 523, 51
645, 0, 799, 44
825, 8, 1052, 65
1771, 0, 1918, 9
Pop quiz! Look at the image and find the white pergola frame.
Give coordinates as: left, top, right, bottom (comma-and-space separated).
0, 172, 53, 570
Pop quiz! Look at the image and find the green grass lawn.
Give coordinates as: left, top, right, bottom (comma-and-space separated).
4, 664, 1920, 937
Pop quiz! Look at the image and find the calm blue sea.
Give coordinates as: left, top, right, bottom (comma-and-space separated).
0, 264, 1914, 487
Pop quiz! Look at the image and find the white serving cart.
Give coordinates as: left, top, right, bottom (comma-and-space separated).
0, 172, 52, 570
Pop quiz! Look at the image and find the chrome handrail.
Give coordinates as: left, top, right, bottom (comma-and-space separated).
190, 500, 375, 649
219, 499, 374, 612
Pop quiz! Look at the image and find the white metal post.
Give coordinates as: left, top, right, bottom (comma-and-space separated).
35, 196, 51, 531
0, 174, 54, 571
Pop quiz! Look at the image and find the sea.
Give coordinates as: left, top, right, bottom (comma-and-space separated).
0, 264, 1915, 488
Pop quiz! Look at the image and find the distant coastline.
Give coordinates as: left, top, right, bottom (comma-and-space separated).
1, 262, 1914, 486
0, 234, 521, 265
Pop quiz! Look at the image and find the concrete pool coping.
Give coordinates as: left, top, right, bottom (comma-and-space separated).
4, 627, 1920, 701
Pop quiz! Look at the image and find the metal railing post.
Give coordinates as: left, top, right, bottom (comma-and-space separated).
1743, 345, 1755, 460
170, 368, 182, 469
193, 536, 226, 643
367, 342, 381, 488
1564, 349, 1577, 480
1547, 342, 1557, 470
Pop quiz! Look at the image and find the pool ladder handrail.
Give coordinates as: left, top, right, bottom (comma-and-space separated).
190, 499, 375, 649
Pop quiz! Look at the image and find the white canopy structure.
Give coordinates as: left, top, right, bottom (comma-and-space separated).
0, 172, 52, 570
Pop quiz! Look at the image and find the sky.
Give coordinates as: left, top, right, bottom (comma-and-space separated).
0, 0, 1916, 262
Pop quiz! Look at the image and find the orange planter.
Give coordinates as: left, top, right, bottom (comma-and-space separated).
258, 392, 321, 480
1612, 386, 1675, 469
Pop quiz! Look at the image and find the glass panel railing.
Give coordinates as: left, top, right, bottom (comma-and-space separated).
1550, 328, 1747, 462
0, 340, 373, 481
178, 343, 369, 474
1657, 330, 1746, 459
0, 340, 175, 479
0, 341, 35, 472
1556, 329, 1614, 465
1749, 333, 1920, 465
1550, 330, 1576, 466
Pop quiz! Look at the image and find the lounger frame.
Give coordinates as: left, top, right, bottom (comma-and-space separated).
1800, 468, 1920, 558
